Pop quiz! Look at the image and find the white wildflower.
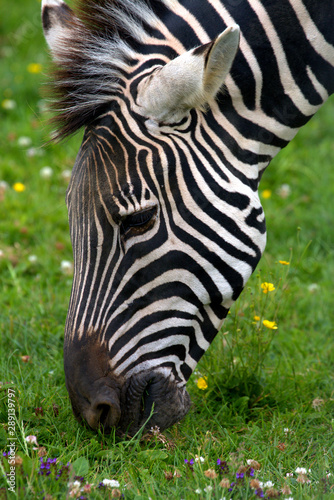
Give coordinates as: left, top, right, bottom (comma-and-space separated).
18, 137, 32, 147
25, 435, 38, 445
40, 166, 53, 179
277, 183, 291, 198
259, 481, 274, 488
60, 260, 73, 275
61, 169, 72, 182
26, 147, 44, 158
204, 485, 213, 492
28, 255, 38, 263
150, 425, 160, 435
102, 479, 120, 488
195, 488, 202, 494
195, 456, 205, 463
295, 467, 307, 475
307, 283, 319, 293
286, 473, 294, 477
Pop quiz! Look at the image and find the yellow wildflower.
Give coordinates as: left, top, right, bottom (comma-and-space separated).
279, 260, 290, 265
253, 315, 260, 321
263, 320, 278, 330
27, 63, 42, 74
197, 377, 208, 390
13, 182, 26, 192
261, 189, 272, 199
261, 282, 275, 293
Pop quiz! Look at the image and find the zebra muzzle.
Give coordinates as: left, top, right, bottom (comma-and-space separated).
83, 385, 121, 432
64, 337, 191, 435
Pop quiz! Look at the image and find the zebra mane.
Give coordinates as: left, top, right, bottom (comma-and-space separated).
45, 0, 164, 140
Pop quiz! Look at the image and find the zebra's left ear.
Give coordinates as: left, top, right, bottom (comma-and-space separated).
41, 0, 79, 58
136, 25, 240, 124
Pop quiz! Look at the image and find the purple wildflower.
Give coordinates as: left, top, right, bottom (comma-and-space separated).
35, 407, 44, 417
39, 458, 51, 475
38, 457, 71, 482
217, 459, 230, 474
184, 458, 194, 472
55, 463, 70, 480
74, 475, 85, 483
236, 471, 244, 479
228, 481, 236, 492
254, 489, 265, 498
248, 467, 255, 477
184, 458, 194, 476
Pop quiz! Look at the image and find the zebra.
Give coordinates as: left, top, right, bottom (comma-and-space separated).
41, 0, 334, 435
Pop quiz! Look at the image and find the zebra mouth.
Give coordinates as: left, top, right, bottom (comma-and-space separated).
64, 335, 191, 435
119, 371, 191, 435
72, 371, 190, 436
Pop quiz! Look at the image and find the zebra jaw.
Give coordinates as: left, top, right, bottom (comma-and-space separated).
135, 25, 240, 124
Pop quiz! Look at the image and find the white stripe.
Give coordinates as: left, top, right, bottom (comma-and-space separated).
306, 66, 329, 102
114, 334, 188, 374
207, 0, 298, 143
288, 0, 334, 66
124, 355, 185, 380
249, 0, 323, 116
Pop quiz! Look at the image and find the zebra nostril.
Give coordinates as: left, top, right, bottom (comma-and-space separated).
84, 392, 121, 432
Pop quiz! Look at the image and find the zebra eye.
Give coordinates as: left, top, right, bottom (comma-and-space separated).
120, 206, 157, 239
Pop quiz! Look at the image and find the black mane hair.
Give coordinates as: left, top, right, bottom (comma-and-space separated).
44, 0, 165, 140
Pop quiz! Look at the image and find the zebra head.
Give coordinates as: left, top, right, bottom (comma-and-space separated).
42, 0, 267, 435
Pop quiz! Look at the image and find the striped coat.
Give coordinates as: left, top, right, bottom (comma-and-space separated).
42, 0, 334, 435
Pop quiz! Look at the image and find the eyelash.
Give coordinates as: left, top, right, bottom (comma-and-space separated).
120, 206, 157, 240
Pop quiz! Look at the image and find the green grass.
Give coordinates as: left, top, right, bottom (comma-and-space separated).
1, 1, 334, 498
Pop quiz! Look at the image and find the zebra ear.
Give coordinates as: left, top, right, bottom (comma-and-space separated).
136, 25, 240, 123
41, 0, 79, 57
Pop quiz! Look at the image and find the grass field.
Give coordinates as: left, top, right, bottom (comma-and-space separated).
1, 1, 334, 499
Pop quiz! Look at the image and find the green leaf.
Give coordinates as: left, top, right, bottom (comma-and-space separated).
22, 456, 34, 476
137, 450, 168, 461
0, 426, 7, 447
233, 396, 250, 413
72, 457, 90, 476
95, 450, 122, 461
